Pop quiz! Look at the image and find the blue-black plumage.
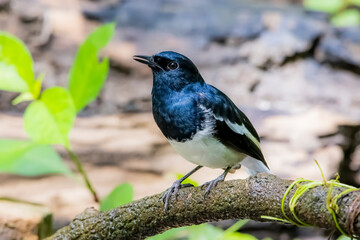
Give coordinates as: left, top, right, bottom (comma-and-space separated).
134, 51, 270, 210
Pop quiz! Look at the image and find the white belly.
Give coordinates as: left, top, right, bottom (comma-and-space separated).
169, 134, 246, 169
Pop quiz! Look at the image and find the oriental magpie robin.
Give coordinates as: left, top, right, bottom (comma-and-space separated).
134, 51, 270, 210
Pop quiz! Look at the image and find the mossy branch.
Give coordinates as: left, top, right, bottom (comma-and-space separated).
47, 173, 360, 240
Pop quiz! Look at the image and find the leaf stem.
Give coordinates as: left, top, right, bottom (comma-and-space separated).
66, 148, 99, 202
0, 197, 44, 206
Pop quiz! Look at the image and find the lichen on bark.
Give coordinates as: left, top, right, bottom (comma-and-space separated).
47, 173, 360, 240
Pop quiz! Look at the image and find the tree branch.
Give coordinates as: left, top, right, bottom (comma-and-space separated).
47, 173, 360, 240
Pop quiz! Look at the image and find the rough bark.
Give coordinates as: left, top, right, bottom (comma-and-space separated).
48, 173, 360, 240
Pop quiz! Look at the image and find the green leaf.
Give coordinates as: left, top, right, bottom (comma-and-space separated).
220, 232, 258, 240
12, 92, 34, 105
331, 9, 360, 26
224, 219, 249, 233
24, 87, 76, 147
0, 32, 35, 93
188, 224, 223, 240
176, 173, 199, 187
303, 0, 345, 14
69, 23, 115, 112
148, 223, 258, 240
349, 0, 360, 6
0, 139, 72, 176
337, 236, 351, 240
100, 183, 133, 211
147, 227, 189, 240
220, 220, 257, 240
12, 73, 43, 105
32, 73, 44, 99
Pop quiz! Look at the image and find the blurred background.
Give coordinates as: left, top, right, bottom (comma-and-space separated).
0, 0, 359, 239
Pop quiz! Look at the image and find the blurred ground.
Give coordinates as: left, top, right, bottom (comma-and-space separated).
0, 0, 359, 239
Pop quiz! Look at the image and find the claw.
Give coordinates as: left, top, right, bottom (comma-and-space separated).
161, 181, 194, 211
202, 175, 225, 197
202, 166, 231, 198
160, 165, 203, 211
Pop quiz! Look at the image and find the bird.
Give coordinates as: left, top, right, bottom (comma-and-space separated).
133, 51, 270, 210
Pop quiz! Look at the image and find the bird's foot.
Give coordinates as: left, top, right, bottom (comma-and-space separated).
161, 180, 194, 211
202, 174, 225, 197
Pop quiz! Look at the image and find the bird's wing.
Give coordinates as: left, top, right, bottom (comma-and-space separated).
198, 85, 268, 167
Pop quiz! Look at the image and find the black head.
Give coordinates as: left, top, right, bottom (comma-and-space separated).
133, 51, 204, 91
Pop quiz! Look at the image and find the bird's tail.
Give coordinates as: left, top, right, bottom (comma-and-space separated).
241, 157, 271, 176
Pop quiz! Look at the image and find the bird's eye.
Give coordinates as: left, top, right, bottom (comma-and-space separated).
167, 61, 179, 70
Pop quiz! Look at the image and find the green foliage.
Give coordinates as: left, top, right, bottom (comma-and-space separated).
262, 160, 358, 238
12, 73, 43, 105
350, 0, 360, 6
176, 173, 199, 187
304, 0, 345, 14
331, 9, 360, 26
148, 220, 258, 240
147, 226, 189, 240
0, 139, 72, 176
337, 235, 351, 240
223, 220, 250, 234
220, 220, 256, 240
0, 24, 115, 202
220, 231, 258, 240
24, 87, 76, 148
303, 0, 360, 26
100, 183, 133, 211
0, 32, 35, 95
188, 224, 224, 240
69, 23, 115, 112
147, 224, 222, 240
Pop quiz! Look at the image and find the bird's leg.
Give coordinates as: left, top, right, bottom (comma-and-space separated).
161, 165, 203, 211
202, 166, 232, 197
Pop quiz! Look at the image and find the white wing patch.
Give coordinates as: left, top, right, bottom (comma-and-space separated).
224, 119, 260, 148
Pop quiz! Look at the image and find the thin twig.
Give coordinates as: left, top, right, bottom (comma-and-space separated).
67, 148, 99, 203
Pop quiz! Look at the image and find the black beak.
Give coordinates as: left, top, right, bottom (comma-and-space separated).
133, 55, 163, 70
133, 55, 152, 65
